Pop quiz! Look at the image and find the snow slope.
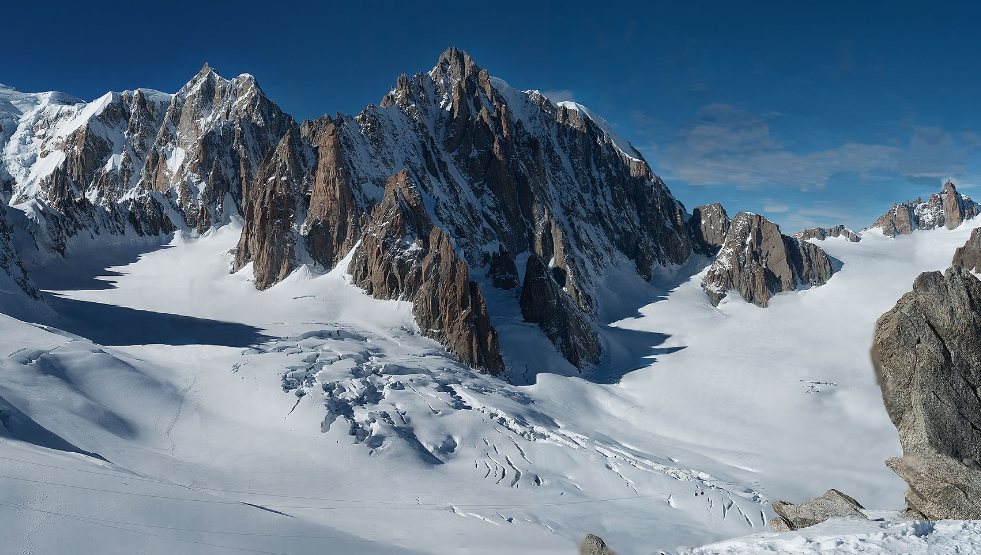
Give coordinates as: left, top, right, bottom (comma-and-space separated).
682, 512, 981, 554
2, 219, 980, 553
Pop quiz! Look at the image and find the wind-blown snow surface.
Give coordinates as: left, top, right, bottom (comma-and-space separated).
2, 220, 980, 553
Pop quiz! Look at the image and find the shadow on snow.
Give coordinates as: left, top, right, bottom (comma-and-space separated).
44, 293, 270, 348
31, 236, 174, 292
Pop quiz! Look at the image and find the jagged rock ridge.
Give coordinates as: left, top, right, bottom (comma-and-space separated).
869, 181, 979, 237
794, 225, 860, 243
234, 47, 695, 371
0, 66, 293, 256
702, 212, 835, 307
871, 267, 981, 519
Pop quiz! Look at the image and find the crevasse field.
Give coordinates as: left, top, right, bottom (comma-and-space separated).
2, 218, 979, 554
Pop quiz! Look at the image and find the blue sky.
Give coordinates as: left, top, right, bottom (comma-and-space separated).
4, 0, 980, 231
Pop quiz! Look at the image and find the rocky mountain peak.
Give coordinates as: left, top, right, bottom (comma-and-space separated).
702, 212, 836, 307
177, 62, 223, 101
0, 63, 295, 256
869, 181, 979, 236
432, 47, 481, 84
142, 65, 295, 231
233, 48, 696, 372
794, 224, 860, 243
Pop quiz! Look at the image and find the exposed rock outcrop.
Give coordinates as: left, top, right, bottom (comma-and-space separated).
520, 254, 600, 367
951, 227, 981, 272
869, 181, 979, 237
579, 534, 617, 555
235, 129, 308, 289
794, 225, 860, 243
0, 208, 40, 302
701, 212, 835, 307
885, 453, 981, 520
769, 489, 867, 532
0, 207, 50, 321
687, 203, 730, 255
347, 171, 503, 374
871, 267, 981, 519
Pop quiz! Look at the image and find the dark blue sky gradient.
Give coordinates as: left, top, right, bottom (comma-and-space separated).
5, 1, 980, 229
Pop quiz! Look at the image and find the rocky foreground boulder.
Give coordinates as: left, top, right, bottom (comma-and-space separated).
769, 489, 867, 531
951, 227, 981, 272
871, 266, 981, 519
869, 181, 979, 237
701, 212, 836, 307
794, 225, 860, 243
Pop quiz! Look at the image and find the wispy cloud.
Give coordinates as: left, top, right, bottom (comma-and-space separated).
780, 203, 866, 232
653, 103, 981, 191
761, 200, 789, 213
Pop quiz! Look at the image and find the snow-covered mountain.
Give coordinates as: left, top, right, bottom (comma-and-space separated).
0, 66, 292, 258
3, 48, 980, 555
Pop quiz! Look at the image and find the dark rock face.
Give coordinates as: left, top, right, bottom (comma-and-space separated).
702, 213, 835, 307
235, 129, 308, 289
871, 267, 981, 519
687, 203, 730, 255
520, 254, 601, 367
579, 534, 617, 555
0, 208, 41, 302
951, 227, 981, 272
769, 489, 866, 532
347, 171, 503, 374
0, 206, 52, 322
486, 245, 519, 289
795, 225, 860, 243
299, 117, 365, 271
870, 181, 979, 237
